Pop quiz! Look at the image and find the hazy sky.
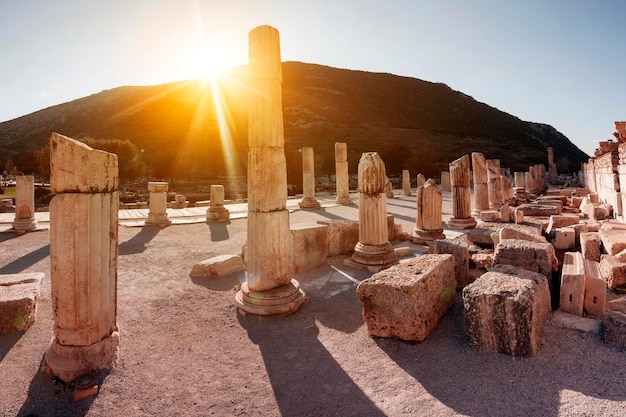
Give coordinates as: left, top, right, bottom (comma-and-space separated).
2, 0, 624, 157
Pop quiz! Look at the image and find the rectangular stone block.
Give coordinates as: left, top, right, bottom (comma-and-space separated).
559, 252, 585, 316
317, 219, 359, 256
463, 264, 551, 356
516, 203, 561, 216
356, 254, 456, 341
189, 255, 244, 278
600, 255, 626, 289
291, 223, 328, 273
583, 259, 606, 316
428, 237, 470, 289
0, 273, 44, 333
553, 227, 575, 250
467, 223, 541, 248
545, 215, 579, 234
599, 229, 626, 256
493, 239, 558, 283
580, 232, 601, 262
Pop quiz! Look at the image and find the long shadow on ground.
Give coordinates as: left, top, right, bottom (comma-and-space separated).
0, 244, 49, 274
118, 226, 161, 255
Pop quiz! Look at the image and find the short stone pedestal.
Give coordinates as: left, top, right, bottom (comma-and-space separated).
412, 179, 446, 243
12, 175, 38, 234
335, 142, 352, 204
146, 182, 171, 227
299, 147, 321, 209
463, 264, 551, 356
356, 254, 456, 341
206, 185, 230, 222
0, 273, 44, 333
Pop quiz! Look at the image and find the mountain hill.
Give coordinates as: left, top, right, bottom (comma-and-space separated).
0, 61, 588, 182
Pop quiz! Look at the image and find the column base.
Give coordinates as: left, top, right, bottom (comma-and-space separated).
335, 197, 353, 205
235, 279, 306, 316
146, 213, 171, 227
299, 198, 321, 209
351, 242, 397, 267
411, 228, 446, 244
12, 217, 38, 234
447, 217, 477, 230
206, 207, 230, 222
43, 329, 120, 383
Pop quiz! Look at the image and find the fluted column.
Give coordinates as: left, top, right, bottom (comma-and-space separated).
351, 152, 396, 267
471, 152, 489, 216
412, 179, 445, 243
487, 159, 503, 210
206, 185, 230, 222
44, 132, 120, 383
299, 146, 320, 209
146, 181, 171, 227
402, 169, 411, 196
12, 175, 38, 234
448, 155, 476, 229
235, 25, 305, 316
335, 142, 352, 204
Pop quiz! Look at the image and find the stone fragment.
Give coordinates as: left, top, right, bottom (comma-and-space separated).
190, 254, 245, 278
500, 204, 511, 222
429, 237, 470, 289
493, 239, 558, 283
600, 255, 626, 289
599, 229, 626, 256
514, 207, 524, 224
559, 252, 585, 316
580, 232, 601, 262
470, 253, 494, 269
467, 223, 542, 247
290, 223, 328, 273
583, 259, 606, 316
551, 311, 601, 334
462, 264, 551, 356
545, 215, 579, 235
0, 273, 44, 333
499, 227, 547, 243
602, 311, 626, 350
616, 248, 626, 263
440, 171, 451, 192
479, 210, 501, 222
317, 219, 359, 256
356, 254, 456, 341
412, 179, 445, 243
516, 203, 561, 216
553, 227, 575, 250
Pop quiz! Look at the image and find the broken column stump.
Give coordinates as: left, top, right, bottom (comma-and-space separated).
463, 264, 551, 356
356, 254, 456, 341
559, 252, 586, 316
0, 273, 44, 333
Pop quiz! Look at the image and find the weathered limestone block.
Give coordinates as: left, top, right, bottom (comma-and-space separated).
401, 169, 411, 196
600, 255, 626, 289
189, 254, 244, 278
462, 264, 551, 356
580, 232, 601, 262
291, 223, 328, 273
146, 181, 171, 227
50, 132, 118, 193
545, 215, 579, 235
516, 203, 561, 216
0, 273, 44, 333
559, 252, 585, 316
206, 185, 230, 222
335, 142, 351, 204
499, 227, 547, 243
553, 227, 575, 250
467, 223, 542, 247
471, 253, 494, 269
317, 219, 359, 256
514, 207, 524, 224
583, 259, 605, 316
412, 179, 445, 243
571, 224, 589, 247
429, 237, 470, 289
479, 210, 501, 222
500, 204, 511, 223
299, 147, 321, 209
602, 312, 626, 350
493, 239, 558, 282
599, 229, 626, 256
356, 254, 456, 341
12, 175, 38, 234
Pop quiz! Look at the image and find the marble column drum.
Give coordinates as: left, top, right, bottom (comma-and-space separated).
235, 25, 305, 316
12, 175, 38, 234
146, 181, 171, 227
448, 155, 476, 229
335, 142, 352, 204
351, 152, 397, 267
412, 179, 446, 243
206, 185, 230, 222
471, 152, 489, 216
487, 159, 503, 210
44, 132, 120, 383
299, 146, 321, 209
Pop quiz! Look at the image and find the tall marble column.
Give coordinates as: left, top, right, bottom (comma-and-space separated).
402, 169, 411, 196
146, 181, 171, 227
416, 173, 426, 188
487, 159, 503, 210
448, 155, 477, 229
351, 152, 397, 267
299, 146, 321, 209
335, 142, 351, 204
12, 175, 38, 234
471, 152, 489, 216
235, 25, 305, 316
44, 132, 120, 383
412, 179, 446, 243
206, 185, 230, 222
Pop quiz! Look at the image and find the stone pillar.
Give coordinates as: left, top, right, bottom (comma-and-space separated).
514, 171, 526, 198
206, 185, 230, 222
235, 25, 305, 316
299, 146, 321, 209
525, 171, 534, 195
44, 132, 119, 383
538, 164, 547, 190
335, 142, 351, 204
548, 147, 557, 183
412, 179, 446, 243
501, 176, 514, 201
146, 182, 171, 227
385, 176, 394, 199
487, 159, 503, 210
471, 152, 489, 216
351, 152, 397, 267
12, 175, 38, 234
441, 171, 451, 192
529, 165, 538, 194
402, 169, 411, 196
416, 173, 426, 188
448, 155, 477, 229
